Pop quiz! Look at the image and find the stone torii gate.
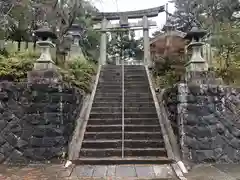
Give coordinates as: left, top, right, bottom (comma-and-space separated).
92, 6, 165, 66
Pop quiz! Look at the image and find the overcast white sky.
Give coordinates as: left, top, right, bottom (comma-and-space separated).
89, 0, 175, 37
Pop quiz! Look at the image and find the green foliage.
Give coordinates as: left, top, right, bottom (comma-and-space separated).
0, 51, 97, 93
107, 31, 143, 61
0, 51, 36, 81
59, 57, 97, 93
153, 70, 179, 88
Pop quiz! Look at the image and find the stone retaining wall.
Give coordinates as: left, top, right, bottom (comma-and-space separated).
0, 82, 83, 164
164, 83, 240, 163
162, 87, 179, 143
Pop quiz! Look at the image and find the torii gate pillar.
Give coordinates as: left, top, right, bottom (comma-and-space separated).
143, 15, 151, 66
100, 18, 108, 65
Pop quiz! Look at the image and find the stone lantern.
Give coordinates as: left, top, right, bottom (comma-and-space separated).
63, 34, 73, 53
68, 24, 81, 45
67, 24, 85, 61
34, 23, 57, 70
184, 26, 208, 72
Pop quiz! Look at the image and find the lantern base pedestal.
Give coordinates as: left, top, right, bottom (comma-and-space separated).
27, 69, 62, 84
184, 71, 223, 85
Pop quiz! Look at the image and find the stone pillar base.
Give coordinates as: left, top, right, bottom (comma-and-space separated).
27, 69, 62, 84
185, 71, 223, 85
34, 62, 56, 70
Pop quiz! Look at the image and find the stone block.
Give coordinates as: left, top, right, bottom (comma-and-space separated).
5, 149, 29, 164
27, 69, 61, 84
23, 148, 46, 160
30, 137, 43, 147
0, 142, 14, 157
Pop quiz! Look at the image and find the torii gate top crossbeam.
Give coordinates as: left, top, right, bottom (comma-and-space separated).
92, 5, 165, 21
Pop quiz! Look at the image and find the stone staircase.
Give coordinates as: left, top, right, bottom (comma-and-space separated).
77, 65, 173, 164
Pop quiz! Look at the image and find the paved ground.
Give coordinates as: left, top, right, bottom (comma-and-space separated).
0, 164, 176, 180
185, 164, 240, 180
1, 163, 240, 180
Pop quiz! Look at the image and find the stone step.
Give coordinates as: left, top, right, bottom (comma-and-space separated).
100, 71, 121, 74
79, 148, 167, 157
97, 83, 149, 86
124, 93, 153, 97
74, 157, 174, 165
90, 107, 122, 113
87, 118, 160, 125
95, 91, 153, 98
81, 140, 164, 149
124, 107, 156, 113
124, 88, 150, 91
93, 99, 154, 104
87, 119, 122, 125
125, 77, 148, 79
100, 73, 121, 75
125, 132, 162, 140
86, 124, 122, 132
124, 81, 149, 85
124, 95, 153, 99
98, 78, 122, 82
97, 82, 121, 86
81, 140, 122, 149
85, 125, 161, 132
124, 113, 158, 118
80, 148, 121, 157
102, 66, 122, 69
91, 102, 155, 108
93, 98, 121, 103
95, 92, 122, 96
125, 125, 161, 132
98, 79, 121, 82
124, 140, 165, 149
96, 87, 151, 92
124, 66, 144, 68
94, 93, 122, 98
84, 132, 162, 140
124, 77, 147, 79
89, 112, 158, 119
124, 68, 145, 71
95, 89, 122, 93
84, 132, 122, 140
124, 72, 146, 75
124, 87, 151, 91
124, 99, 154, 103
90, 107, 156, 113
124, 75, 147, 77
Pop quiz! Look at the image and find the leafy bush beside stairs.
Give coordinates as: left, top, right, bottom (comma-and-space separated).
0, 51, 97, 93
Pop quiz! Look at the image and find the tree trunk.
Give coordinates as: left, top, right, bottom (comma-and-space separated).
17, 41, 21, 51
56, 46, 65, 66
25, 41, 29, 50
33, 40, 37, 50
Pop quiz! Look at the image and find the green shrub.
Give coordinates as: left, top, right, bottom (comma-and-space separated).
0, 51, 97, 93
0, 51, 36, 81
60, 57, 97, 93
